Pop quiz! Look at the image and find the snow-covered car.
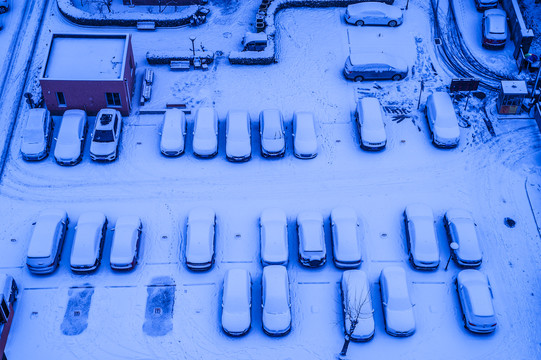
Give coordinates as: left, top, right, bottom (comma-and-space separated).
260, 208, 288, 266
292, 111, 318, 159
226, 110, 252, 162
90, 109, 122, 162
345, 2, 403, 27
70, 212, 107, 273
344, 52, 408, 82
20, 108, 53, 161
259, 109, 285, 158
340, 270, 375, 341
482, 9, 507, 49
331, 207, 361, 269
262, 265, 291, 336
109, 216, 142, 271
356, 97, 387, 151
160, 109, 186, 157
425, 92, 460, 148
0, 0, 9, 14
297, 211, 326, 267
444, 208, 482, 268
475, 0, 498, 12
193, 107, 219, 158
26, 209, 68, 275
404, 204, 440, 270
221, 269, 252, 336
186, 207, 216, 271
456, 269, 497, 334
54, 109, 87, 166
379, 266, 416, 337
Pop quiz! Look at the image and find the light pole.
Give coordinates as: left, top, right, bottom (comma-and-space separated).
444, 242, 459, 271
189, 36, 196, 58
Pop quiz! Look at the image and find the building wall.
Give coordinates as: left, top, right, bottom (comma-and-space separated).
122, 0, 200, 5
123, 35, 136, 111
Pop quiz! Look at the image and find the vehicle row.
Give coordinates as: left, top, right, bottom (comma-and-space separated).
160, 108, 318, 160
20, 108, 123, 165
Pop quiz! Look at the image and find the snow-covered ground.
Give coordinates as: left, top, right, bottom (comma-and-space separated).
0, 0, 540, 359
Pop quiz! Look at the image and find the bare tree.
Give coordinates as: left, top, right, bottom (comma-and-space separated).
339, 287, 372, 357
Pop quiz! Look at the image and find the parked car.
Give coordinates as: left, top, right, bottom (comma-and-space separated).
221, 269, 252, 336
186, 207, 216, 271
356, 97, 387, 151
26, 209, 68, 274
193, 107, 219, 158
345, 2, 403, 27
482, 9, 507, 49
262, 265, 291, 336
456, 269, 497, 334
21, 108, 53, 161
54, 109, 87, 166
331, 207, 361, 269
292, 112, 318, 159
70, 212, 107, 273
379, 266, 416, 337
344, 52, 408, 82
0, 274, 18, 332
259, 109, 286, 158
226, 110, 252, 162
160, 109, 186, 157
444, 208, 482, 268
260, 208, 288, 266
404, 204, 440, 270
109, 216, 142, 271
297, 211, 326, 267
0, 0, 10, 14
90, 109, 122, 162
341, 270, 375, 341
475, 0, 498, 12
425, 92, 460, 148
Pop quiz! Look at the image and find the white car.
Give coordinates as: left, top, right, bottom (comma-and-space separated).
193, 107, 219, 158
21, 108, 53, 161
344, 53, 408, 82
221, 269, 252, 336
262, 265, 291, 336
345, 2, 403, 27
404, 204, 440, 270
260, 208, 288, 266
292, 112, 318, 159
341, 270, 375, 341
226, 110, 251, 162
70, 212, 108, 273
90, 109, 122, 162
456, 270, 497, 334
426, 92, 460, 148
110, 216, 142, 271
297, 211, 326, 267
356, 97, 387, 151
331, 207, 361, 269
54, 109, 87, 166
186, 207, 216, 271
26, 209, 68, 275
444, 209, 482, 268
380, 266, 416, 337
160, 109, 186, 157
259, 109, 286, 158
482, 9, 507, 49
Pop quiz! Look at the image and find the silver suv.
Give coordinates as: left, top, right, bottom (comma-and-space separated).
90, 109, 122, 162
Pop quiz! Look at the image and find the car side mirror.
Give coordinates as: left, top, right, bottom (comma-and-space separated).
54, 137, 58, 141
382, 302, 387, 306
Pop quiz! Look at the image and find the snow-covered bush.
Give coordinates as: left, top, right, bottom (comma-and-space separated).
146, 50, 215, 65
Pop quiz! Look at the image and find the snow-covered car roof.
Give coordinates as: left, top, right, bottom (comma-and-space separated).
194, 107, 217, 134
260, 109, 283, 136
223, 269, 251, 313
349, 52, 408, 72
263, 265, 289, 313
331, 207, 360, 261
485, 9, 507, 34
161, 109, 186, 151
110, 216, 141, 265
348, 2, 402, 16
260, 209, 288, 262
297, 211, 324, 252
380, 266, 412, 309
187, 208, 215, 263
457, 270, 495, 317
226, 110, 250, 137
27, 209, 67, 258
71, 212, 106, 266
25, 109, 47, 131
428, 92, 459, 128
243, 32, 267, 45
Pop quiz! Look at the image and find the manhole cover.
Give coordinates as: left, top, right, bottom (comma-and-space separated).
504, 217, 516, 228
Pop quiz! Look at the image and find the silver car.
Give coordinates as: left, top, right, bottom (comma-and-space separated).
340, 270, 375, 341
262, 265, 291, 336
259, 109, 285, 158
331, 207, 361, 269
345, 2, 403, 27
260, 208, 288, 266
160, 109, 186, 157
444, 208, 482, 268
344, 52, 408, 82
380, 266, 416, 337
54, 109, 87, 166
404, 204, 440, 270
193, 107, 219, 158
90, 109, 122, 162
292, 112, 318, 159
21, 109, 53, 161
110, 216, 142, 271
297, 211, 326, 267
70, 212, 108, 273
186, 207, 216, 271
456, 269, 497, 334
226, 110, 251, 162
222, 269, 252, 336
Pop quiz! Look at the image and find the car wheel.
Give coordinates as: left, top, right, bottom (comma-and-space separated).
356, 20, 364, 26
354, 76, 364, 82
0, 6, 7, 14
388, 20, 397, 27
392, 74, 402, 81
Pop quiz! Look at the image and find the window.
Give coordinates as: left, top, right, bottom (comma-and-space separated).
106, 92, 121, 107
56, 92, 66, 107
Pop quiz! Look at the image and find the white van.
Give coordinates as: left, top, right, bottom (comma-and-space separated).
425, 92, 460, 148
356, 97, 387, 151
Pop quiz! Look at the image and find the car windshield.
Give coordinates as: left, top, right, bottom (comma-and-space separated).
263, 128, 282, 140
23, 129, 42, 144
93, 130, 114, 143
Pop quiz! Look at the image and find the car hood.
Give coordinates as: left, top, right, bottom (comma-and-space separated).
361, 128, 386, 144
54, 142, 80, 160
161, 134, 184, 152
110, 254, 132, 266
346, 313, 375, 338
262, 247, 288, 264
90, 142, 116, 156
262, 310, 291, 333
385, 308, 416, 334
294, 138, 317, 155
262, 138, 285, 153
434, 125, 460, 142
193, 137, 217, 155
21, 141, 46, 156
70, 249, 98, 267
222, 310, 251, 333
226, 139, 251, 157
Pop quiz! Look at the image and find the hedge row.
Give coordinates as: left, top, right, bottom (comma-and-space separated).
146, 50, 215, 64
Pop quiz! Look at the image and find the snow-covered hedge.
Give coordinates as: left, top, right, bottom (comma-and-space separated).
146, 50, 215, 64
228, 0, 358, 65
57, 0, 197, 27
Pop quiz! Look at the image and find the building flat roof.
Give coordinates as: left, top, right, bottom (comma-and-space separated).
43, 34, 128, 80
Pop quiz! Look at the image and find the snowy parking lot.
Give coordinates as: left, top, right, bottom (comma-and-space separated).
0, 0, 540, 359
